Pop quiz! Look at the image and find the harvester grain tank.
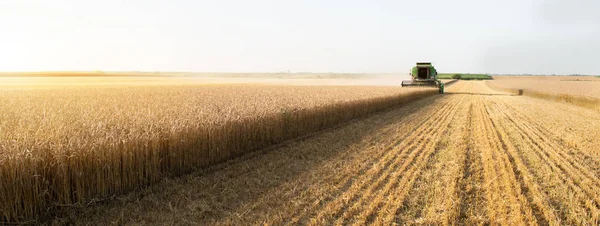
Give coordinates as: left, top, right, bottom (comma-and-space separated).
401, 62, 444, 94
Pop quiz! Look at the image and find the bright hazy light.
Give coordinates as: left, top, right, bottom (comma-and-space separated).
0, 0, 598, 74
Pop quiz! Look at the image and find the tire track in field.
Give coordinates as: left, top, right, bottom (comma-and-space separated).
440, 101, 471, 225
486, 96, 600, 224
283, 94, 462, 225
457, 99, 487, 225
310, 95, 465, 224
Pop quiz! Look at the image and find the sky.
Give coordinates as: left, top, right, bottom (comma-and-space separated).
0, 0, 598, 74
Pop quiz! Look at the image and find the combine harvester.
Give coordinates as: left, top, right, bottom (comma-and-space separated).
401, 62, 445, 94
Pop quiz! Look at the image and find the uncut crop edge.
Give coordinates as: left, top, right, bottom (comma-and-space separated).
0, 89, 437, 223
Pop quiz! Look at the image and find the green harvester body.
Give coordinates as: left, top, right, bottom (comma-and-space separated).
401, 62, 444, 94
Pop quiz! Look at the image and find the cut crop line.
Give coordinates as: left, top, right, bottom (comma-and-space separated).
375, 95, 467, 225
289, 95, 462, 224
488, 98, 589, 224
281, 96, 450, 224
488, 97, 600, 223
324, 96, 466, 224
456, 99, 488, 224
497, 99, 600, 184
477, 95, 540, 225
387, 94, 472, 224
483, 96, 567, 225
490, 98, 600, 206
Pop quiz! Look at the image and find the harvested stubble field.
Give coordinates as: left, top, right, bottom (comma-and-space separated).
2, 77, 600, 225
0, 78, 436, 223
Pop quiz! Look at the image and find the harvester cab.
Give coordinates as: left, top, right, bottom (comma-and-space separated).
401, 62, 445, 94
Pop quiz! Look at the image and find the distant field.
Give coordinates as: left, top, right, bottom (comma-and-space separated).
0, 71, 401, 79
492, 75, 600, 81
487, 76, 600, 111
0, 74, 414, 88
488, 76, 600, 98
0, 72, 156, 77
438, 73, 491, 80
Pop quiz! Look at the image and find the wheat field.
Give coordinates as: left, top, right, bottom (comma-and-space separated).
2, 77, 600, 225
0, 80, 436, 222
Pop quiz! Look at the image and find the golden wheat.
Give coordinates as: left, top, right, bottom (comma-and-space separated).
0, 83, 435, 222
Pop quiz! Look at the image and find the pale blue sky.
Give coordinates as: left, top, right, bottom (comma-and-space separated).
1, 0, 598, 74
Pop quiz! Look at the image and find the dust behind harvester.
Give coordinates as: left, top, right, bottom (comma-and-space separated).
401, 62, 445, 94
